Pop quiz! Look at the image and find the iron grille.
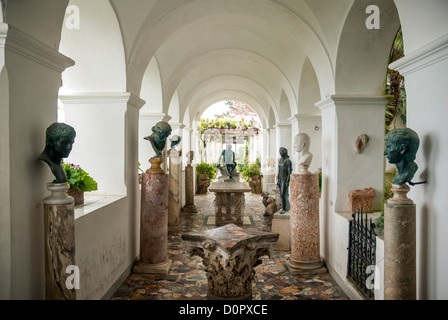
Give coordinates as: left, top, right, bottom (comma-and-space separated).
347, 209, 377, 300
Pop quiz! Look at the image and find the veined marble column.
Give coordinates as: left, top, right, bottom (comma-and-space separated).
287, 172, 325, 273
43, 182, 76, 300
181, 161, 197, 213
384, 184, 416, 300
168, 149, 181, 232
133, 159, 171, 274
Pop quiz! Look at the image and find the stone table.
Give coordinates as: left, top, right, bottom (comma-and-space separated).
182, 224, 279, 300
208, 180, 251, 226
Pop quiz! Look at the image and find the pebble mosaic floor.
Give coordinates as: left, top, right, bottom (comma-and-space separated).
110, 191, 349, 301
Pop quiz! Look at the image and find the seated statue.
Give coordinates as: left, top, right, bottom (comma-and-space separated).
384, 127, 420, 186
217, 144, 238, 181
144, 121, 172, 158
38, 122, 76, 183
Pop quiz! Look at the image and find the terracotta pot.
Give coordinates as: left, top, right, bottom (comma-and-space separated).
67, 188, 84, 205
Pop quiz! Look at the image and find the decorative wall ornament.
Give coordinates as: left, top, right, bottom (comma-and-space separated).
354, 134, 369, 154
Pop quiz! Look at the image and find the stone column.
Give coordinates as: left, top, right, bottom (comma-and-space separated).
287, 172, 325, 273
181, 163, 197, 213
182, 224, 279, 300
133, 158, 171, 274
43, 182, 76, 300
384, 184, 416, 300
168, 149, 181, 232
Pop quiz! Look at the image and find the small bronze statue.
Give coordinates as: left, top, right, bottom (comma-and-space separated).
277, 147, 292, 214
144, 121, 172, 158
38, 122, 76, 183
217, 144, 237, 180
384, 127, 420, 185
170, 135, 181, 150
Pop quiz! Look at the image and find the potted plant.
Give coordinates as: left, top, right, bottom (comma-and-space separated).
196, 162, 217, 194
63, 163, 98, 205
241, 159, 263, 194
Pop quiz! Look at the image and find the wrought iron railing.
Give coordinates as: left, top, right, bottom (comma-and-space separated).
347, 209, 377, 300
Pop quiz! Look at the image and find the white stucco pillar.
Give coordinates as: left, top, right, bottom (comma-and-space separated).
389, 31, 448, 300
3, 26, 74, 299
316, 95, 390, 213
260, 129, 269, 168
268, 128, 277, 160
274, 123, 292, 159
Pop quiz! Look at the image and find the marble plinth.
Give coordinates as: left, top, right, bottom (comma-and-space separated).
168, 150, 181, 232
287, 173, 323, 272
182, 224, 279, 300
43, 182, 76, 300
134, 172, 171, 274
181, 164, 197, 213
209, 180, 251, 226
348, 187, 376, 213
272, 210, 291, 251
384, 185, 416, 300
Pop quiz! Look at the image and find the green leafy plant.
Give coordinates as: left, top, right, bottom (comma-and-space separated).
196, 162, 217, 181
240, 162, 263, 182
63, 163, 98, 192
318, 169, 322, 193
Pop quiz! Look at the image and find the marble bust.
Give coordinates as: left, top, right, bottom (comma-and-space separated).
294, 133, 313, 173
384, 127, 420, 186
38, 122, 76, 183
144, 121, 172, 158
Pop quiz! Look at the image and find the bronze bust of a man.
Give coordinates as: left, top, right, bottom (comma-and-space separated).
384, 127, 420, 186
38, 122, 76, 183
144, 121, 172, 158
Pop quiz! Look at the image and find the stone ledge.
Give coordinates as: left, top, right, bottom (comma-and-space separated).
74, 194, 126, 220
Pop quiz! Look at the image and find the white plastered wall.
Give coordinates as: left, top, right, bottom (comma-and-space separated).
392, 0, 448, 300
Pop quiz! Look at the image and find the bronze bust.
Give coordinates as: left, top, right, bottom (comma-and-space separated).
384, 128, 420, 185
38, 122, 76, 183
144, 121, 172, 158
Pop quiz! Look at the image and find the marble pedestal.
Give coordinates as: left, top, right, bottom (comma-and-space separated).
168, 150, 181, 233
384, 184, 416, 300
134, 170, 171, 274
272, 210, 291, 251
262, 173, 277, 195
287, 173, 325, 273
209, 180, 251, 226
43, 182, 76, 300
182, 224, 279, 300
181, 163, 197, 213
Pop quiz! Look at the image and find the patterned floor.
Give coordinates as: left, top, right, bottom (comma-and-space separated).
110, 191, 349, 301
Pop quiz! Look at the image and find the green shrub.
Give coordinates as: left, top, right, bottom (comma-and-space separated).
196, 162, 217, 181
63, 163, 98, 192
240, 162, 263, 182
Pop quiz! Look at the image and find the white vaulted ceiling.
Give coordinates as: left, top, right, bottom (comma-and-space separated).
109, 0, 355, 127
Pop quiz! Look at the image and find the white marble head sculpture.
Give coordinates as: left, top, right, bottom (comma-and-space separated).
294, 133, 313, 172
